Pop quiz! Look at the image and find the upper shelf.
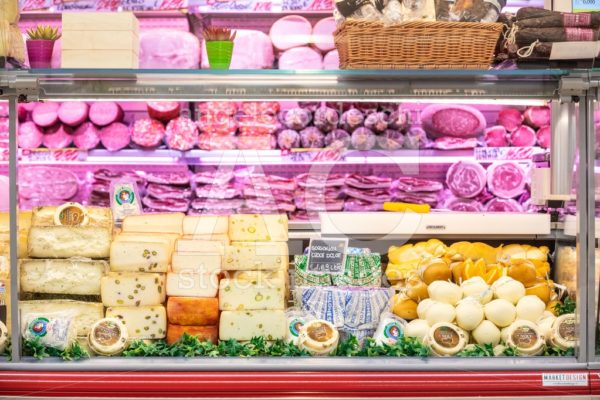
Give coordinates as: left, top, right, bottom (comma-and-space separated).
0, 69, 570, 102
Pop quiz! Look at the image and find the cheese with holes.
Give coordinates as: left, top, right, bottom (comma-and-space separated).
20, 259, 108, 295
183, 216, 228, 236
101, 272, 165, 307
28, 226, 111, 258
167, 297, 219, 326
171, 253, 221, 274
219, 277, 285, 311
167, 324, 218, 345
106, 305, 167, 339
175, 240, 224, 255
20, 300, 104, 337
110, 240, 171, 273
32, 205, 112, 228
122, 213, 184, 234
114, 233, 178, 251
183, 234, 230, 245
223, 242, 288, 271
219, 310, 286, 341
229, 214, 288, 242
166, 272, 220, 297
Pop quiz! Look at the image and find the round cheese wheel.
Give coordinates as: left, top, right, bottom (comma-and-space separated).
426, 323, 467, 356
298, 320, 339, 356
472, 320, 501, 346
516, 295, 546, 323
428, 281, 463, 306
404, 319, 430, 341
0, 321, 8, 354
493, 277, 526, 305
53, 202, 89, 226
455, 298, 484, 331
88, 318, 129, 356
484, 299, 517, 328
549, 313, 576, 351
461, 277, 492, 304
505, 320, 545, 356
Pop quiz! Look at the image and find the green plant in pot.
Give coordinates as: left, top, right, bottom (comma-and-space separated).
26, 25, 60, 69
203, 27, 236, 70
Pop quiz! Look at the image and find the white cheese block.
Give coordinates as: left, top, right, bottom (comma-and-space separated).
110, 240, 171, 273
114, 233, 179, 251
122, 213, 184, 235
175, 240, 224, 255
20, 259, 108, 295
235, 270, 288, 284
171, 253, 222, 274
20, 300, 104, 337
106, 305, 167, 340
229, 214, 288, 242
32, 205, 113, 228
28, 226, 111, 259
219, 277, 285, 311
223, 242, 288, 271
183, 234, 230, 246
183, 216, 228, 236
101, 272, 165, 307
166, 272, 220, 297
219, 310, 286, 341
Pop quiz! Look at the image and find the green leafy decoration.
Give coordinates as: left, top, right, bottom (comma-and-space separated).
543, 346, 575, 357
457, 344, 495, 357
0, 340, 11, 361
502, 345, 519, 356
23, 338, 89, 361
554, 297, 576, 316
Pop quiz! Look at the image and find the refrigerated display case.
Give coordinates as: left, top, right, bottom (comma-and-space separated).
0, 69, 594, 398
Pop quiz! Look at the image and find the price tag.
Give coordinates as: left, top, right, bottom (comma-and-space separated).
306, 238, 348, 276
20, 149, 83, 162
474, 147, 535, 161
542, 373, 588, 387
573, 0, 600, 12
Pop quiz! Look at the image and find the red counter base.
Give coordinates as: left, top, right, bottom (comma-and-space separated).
0, 370, 594, 398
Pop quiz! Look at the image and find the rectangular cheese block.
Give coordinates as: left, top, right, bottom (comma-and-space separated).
62, 12, 140, 31
0, 211, 33, 232
110, 240, 171, 273
122, 213, 184, 235
219, 310, 286, 341
183, 216, 228, 236
223, 242, 288, 271
171, 253, 221, 274
176, 240, 224, 255
219, 277, 285, 311
62, 30, 139, 51
166, 324, 218, 345
31, 206, 112, 228
20, 259, 108, 295
62, 50, 139, 69
235, 270, 288, 283
167, 297, 219, 326
106, 305, 166, 340
0, 211, 32, 257
101, 272, 165, 307
114, 233, 178, 252
182, 234, 230, 246
229, 214, 288, 242
166, 272, 219, 297
20, 300, 104, 337
28, 226, 111, 259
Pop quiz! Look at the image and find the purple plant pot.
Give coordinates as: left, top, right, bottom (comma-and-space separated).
26, 40, 55, 69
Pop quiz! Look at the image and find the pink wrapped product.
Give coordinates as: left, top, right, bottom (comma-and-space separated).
278, 47, 323, 70
18, 121, 44, 149
73, 122, 100, 151
484, 125, 509, 147
524, 106, 551, 128
43, 124, 73, 149
270, 15, 312, 51
140, 29, 200, 69
99, 122, 131, 152
497, 108, 523, 132
486, 161, 527, 199
147, 102, 181, 122
131, 119, 166, 148
510, 125, 537, 147
312, 17, 336, 52
323, 50, 339, 70
32, 102, 60, 127
421, 104, 486, 138
58, 102, 89, 127
89, 102, 124, 127
536, 125, 551, 148
445, 160, 486, 198
165, 117, 198, 151
485, 197, 523, 212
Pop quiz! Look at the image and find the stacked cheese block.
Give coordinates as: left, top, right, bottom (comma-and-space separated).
219, 214, 289, 341
103, 213, 185, 341
20, 205, 109, 341
165, 216, 228, 345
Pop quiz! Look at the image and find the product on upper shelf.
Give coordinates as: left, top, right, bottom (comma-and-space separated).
484, 126, 509, 147
377, 130, 405, 150
43, 123, 73, 149
147, 102, 181, 122
32, 102, 60, 128
131, 119, 166, 149
485, 198, 523, 212
351, 127, 376, 150
139, 30, 200, 69
58, 102, 89, 127
165, 116, 199, 151
421, 104, 486, 138
497, 108, 524, 132
99, 122, 131, 152
270, 15, 312, 51
73, 122, 101, 151
89, 102, 124, 127
18, 122, 44, 150
509, 125, 537, 147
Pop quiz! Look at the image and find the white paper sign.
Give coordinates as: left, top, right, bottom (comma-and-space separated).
550, 41, 600, 60
542, 372, 588, 387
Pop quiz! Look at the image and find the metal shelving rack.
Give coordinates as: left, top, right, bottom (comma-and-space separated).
0, 69, 595, 398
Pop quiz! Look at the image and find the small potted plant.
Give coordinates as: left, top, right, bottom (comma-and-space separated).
203, 26, 236, 70
26, 25, 60, 69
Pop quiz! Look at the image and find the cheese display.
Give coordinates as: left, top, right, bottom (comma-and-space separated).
219, 310, 286, 341
110, 240, 171, 273
219, 276, 285, 311
22, 312, 77, 351
223, 243, 288, 271
101, 272, 166, 307
167, 297, 219, 326
88, 318, 129, 356
298, 319, 339, 356
171, 253, 222, 274
295, 252, 382, 287
0, 211, 32, 258
20, 300, 104, 337
166, 272, 220, 298
167, 324, 218, 345
20, 259, 108, 295
114, 233, 179, 251
106, 305, 167, 339
122, 213, 185, 235
425, 323, 468, 356
28, 226, 112, 259
176, 240, 224, 255
504, 320, 545, 356
549, 313, 576, 351
183, 234, 230, 246
32, 204, 112, 228
228, 214, 288, 242
182, 216, 228, 236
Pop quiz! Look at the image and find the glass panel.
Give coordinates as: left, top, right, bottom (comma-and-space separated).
0, 100, 9, 360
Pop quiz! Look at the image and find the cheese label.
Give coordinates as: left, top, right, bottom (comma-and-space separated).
382, 321, 403, 343
56, 203, 88, 226
511, 326, 538, 349
433, 326, 459, 349
307, 321, 334, 342
92, 320, 121, 347
288, 317, 305, 339
111, 181, 142, 224
558, 316, 576, 341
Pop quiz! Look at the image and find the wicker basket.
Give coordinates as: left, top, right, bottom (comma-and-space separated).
334, 20, 503, 70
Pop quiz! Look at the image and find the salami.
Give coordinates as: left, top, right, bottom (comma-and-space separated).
524, 106, 551, 128
486, 161, 527, 199
510, 125, 537, 147
147, 102, 181, 122
516, 28, 600, 47
197, 115, 237, 136
484, 197, 523, 212
18, 121, 43, 149
497, 108, 523, 132
43, 124, 73, 149
516, 9, 600, 28
445, 161, 487, 198
32, 102, 60, 127
58, 102, 89, 126
421, 104, 486, 138
19, 167, 79, 200
89, 102, 124, 127
99, 122, 131, 152
131, 119, 165, 148
165, 117, 198, 151
72, 122, 100, 151
484, 126, 509, 147
536, 125, 551, 148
